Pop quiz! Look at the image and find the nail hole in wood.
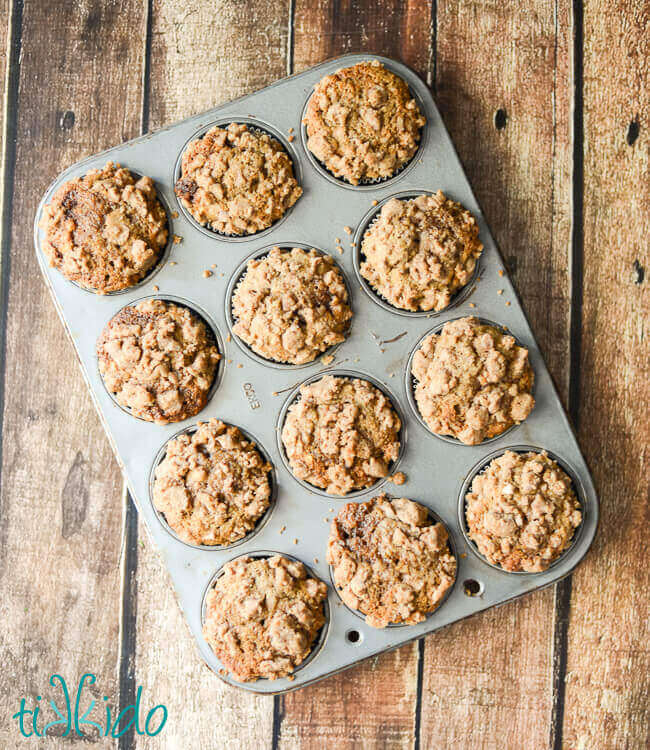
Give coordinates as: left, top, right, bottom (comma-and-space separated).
59, 110, 75, 131
345, 629, 362, 644
632, 259, 644, 284
463, 579, 483, 597
494, 108, 507, 130
626, 118, 640, 146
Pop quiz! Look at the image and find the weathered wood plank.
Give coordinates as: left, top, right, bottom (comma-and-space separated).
278, 3, 433, 748
131, 2, 292, 747
420, 2, 573, 747
562, 2, 649, 748
0, 1, 146, 747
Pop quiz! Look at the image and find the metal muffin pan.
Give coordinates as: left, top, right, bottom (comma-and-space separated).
34, 53, 598, 695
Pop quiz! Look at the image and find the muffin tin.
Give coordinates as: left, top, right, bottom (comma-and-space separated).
34, 53, 598, 694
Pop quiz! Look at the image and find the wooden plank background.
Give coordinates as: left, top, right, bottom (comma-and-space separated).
0, 1, 647, 748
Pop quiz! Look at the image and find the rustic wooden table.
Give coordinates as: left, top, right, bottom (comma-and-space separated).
0, 2, 647, 748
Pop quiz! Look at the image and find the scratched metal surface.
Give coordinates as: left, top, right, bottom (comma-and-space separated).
34, 54, 598, 695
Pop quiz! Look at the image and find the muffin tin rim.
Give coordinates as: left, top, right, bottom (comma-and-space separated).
147, 420, 278, 551
95, 293, 225, 423
224, 241, 354, 370
352, 189, 481, 318
404, 315, 537, 446
172, 115, 303, 243
199, 549, 331, 685
457, 443, 588, 575
275, 367, 408, 500
328, 499, 459, 628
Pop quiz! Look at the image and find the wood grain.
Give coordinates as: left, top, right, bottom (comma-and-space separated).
277, 3, 432, 748
130, 2, 292, 747
0, 1, 145, 747
562, 2, 649, 748
419, 3, 573, 748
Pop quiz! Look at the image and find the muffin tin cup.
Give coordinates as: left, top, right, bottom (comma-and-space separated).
148, 422, 278, 551
275, 368, 407, 500
96, 293, 225, 423
404, 316, 536, 446
44, 170, 174, 296
299, 67, 429, 191
173, 116, 303, 242
329, 503, 458, 628
225, 243, 354, 370
457, 444, 588, 576
199, 550, 331, 685
34, 53, 599, 695
352, 190, 481, 318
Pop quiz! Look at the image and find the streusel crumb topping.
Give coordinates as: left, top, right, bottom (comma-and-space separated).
412, 317, 534, 444
175, 123, 302, 235
465, 450, 582, 572
97, 299, 220, 424
305, 60, 425, 185
232, 247, 352, 364
281, 375, 401, 495
327, 494, 456, 627
203, 555, 327, 681
153, 419, 272, 546
360, 192, 482, 311
40, 162, 168, 293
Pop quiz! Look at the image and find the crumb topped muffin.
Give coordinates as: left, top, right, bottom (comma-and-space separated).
328, 494, 456, 627
39, 162, 168, 293
305, 60, 425, 184
97, 299, 220, 424
153, 419, 272, 546
175, 123, 302, 235
281, 375, 401, 495
360, 192, 483, 311
412, 317, 534, 444
465, 450, 582, 572
203, 555, 328, 681
232, 246, 352, 364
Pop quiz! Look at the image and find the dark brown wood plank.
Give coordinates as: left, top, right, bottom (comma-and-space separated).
0, 1, 146, 747
419, 2, 573, 747
279, 3, 433, 747
562, 2, 649, 748
131, 2, 293, 746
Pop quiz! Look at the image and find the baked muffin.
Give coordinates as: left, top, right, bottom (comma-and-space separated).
97, 299, 220, 424
203, 555, 328, 681
232, 247, 352, 364
465, 450, 582, 572
412, 317, 534, 444
152, 419, 272, 546
281, 375, 401, 495
304, 60, 425, 184
328, 494, 456, 627
39, 162, 168, 293
360, 192, 482, 311
175, 123, 302, 235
